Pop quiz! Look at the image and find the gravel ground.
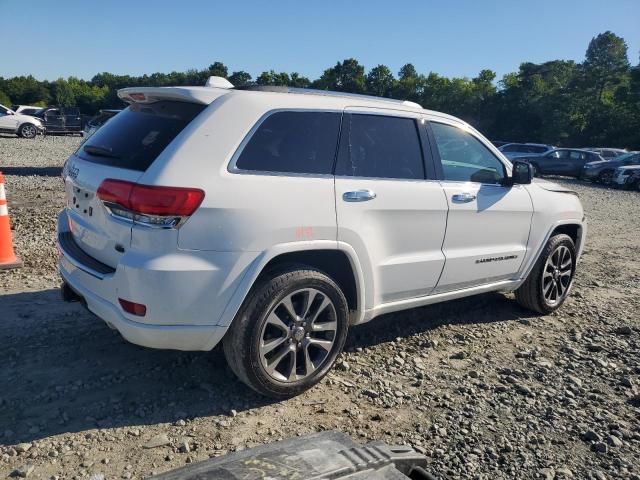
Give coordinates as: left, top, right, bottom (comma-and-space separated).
1, 135, 639, 480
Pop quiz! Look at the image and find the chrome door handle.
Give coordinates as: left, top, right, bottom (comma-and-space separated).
452, 192, 476, 203
343, 189, 377, 202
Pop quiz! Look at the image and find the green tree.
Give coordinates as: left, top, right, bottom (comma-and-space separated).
583, 31, 630, 103
228, 71, 252, 86
207, 62, 228, 78
314, 58, 366, 93
366, 65, 395, 97
53, 79, 76, 107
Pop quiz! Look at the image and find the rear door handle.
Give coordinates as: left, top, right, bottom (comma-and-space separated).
452, 192, 476, 203
343, 189, 377, 202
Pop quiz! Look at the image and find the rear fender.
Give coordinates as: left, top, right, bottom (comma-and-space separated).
216, 241, 367, 328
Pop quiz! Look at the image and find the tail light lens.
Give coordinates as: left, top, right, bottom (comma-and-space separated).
97, 179, 204, 228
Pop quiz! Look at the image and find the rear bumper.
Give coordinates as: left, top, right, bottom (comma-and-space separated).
56, 209, 255, 351
60, 272, 226, 351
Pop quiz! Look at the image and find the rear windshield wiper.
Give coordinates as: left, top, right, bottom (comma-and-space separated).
83, 144, 120, 159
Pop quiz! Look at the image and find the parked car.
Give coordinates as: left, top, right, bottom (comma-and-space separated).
613, 165, 640, 190
33, 106, 83, 135
580, 152, 640, 184
498, 142, 555, 159
11, 104, 43, 114
517, 148, 603, 178
0, 104, 45, 138
83, 109, 122, 139
582, 147, 628, 159
58, 78, 586, 398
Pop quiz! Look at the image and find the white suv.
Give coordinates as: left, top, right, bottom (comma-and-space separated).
0, 104, 45, 138
58, 78, 586, 398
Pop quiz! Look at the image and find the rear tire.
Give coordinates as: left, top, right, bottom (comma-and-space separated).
530, 163, 539, 177
515, 234, 576, 314
223, 266, 349, 399
18, 123, 37, 139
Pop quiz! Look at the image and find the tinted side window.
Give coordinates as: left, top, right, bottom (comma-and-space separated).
430, 122, 505, 184
335, 114, 424, 180
236, 111, 341, 174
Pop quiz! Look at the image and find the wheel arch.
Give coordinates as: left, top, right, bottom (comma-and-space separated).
215, 242, 367, 330
515, 219, 586, 288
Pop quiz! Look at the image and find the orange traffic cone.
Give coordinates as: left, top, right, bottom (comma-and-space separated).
0, 172, 23, 270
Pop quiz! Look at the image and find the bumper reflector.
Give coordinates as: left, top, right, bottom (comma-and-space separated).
118, 298, 147, 316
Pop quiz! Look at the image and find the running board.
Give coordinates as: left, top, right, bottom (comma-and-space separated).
360, 279, 520, 323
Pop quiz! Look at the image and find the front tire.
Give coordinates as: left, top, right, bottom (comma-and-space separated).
530, 163, 539, 177
18, 123, 37, 139
598, 170, 613, 185
223, 266, 349, 398
515, 234, 576, 314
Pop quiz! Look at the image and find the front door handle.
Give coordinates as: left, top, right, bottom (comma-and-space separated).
343, 189, 377, 202
452, 192, 477, 203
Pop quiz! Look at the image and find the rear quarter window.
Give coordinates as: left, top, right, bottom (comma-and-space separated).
235, 111, 342, 175
76, 101, 205, 172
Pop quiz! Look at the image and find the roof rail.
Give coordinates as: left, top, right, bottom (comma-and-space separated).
234, 85, 422, 109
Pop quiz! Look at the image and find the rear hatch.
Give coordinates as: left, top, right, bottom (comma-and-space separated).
62, 92, 217, 268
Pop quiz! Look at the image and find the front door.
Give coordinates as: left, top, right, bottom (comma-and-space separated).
0, 107, 19, 131
428, 121, 533, 293
335, 110, 448, 307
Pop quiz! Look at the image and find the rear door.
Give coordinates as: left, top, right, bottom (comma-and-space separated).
428, 120, 533, 292
542, 150, 570, 174
62, 100, 206, 267
334, 109, 448, 307
567, 150, 588, 176
62, 107, 82, 132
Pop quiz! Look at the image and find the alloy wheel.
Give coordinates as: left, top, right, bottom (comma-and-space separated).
541, 245, 573, 306
22, 125, 36, 138
259, 288, 338, 382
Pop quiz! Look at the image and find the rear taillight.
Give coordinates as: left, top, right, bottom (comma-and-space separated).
97, 179, 204, 228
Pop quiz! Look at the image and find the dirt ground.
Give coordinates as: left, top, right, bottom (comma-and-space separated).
0, 135, 639, 479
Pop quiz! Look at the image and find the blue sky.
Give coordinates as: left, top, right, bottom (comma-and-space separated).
2, 0, 639, 82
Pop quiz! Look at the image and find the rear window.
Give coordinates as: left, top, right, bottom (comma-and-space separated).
76, 101, 205, 172
235, 111, 341, 174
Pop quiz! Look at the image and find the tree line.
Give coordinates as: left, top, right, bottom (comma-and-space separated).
1, 31, 638, 149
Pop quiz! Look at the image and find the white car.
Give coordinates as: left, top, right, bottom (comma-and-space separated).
11, 104, 42, 114
0, 104, 45, 138
57, 78, 586, 398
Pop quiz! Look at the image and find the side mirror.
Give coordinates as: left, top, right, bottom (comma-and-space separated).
511, 160, 533, 185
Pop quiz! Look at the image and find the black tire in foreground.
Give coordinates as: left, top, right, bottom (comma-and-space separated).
223, 266, 349, 398
515, 233, 577, 314
18, 123, 38, 139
